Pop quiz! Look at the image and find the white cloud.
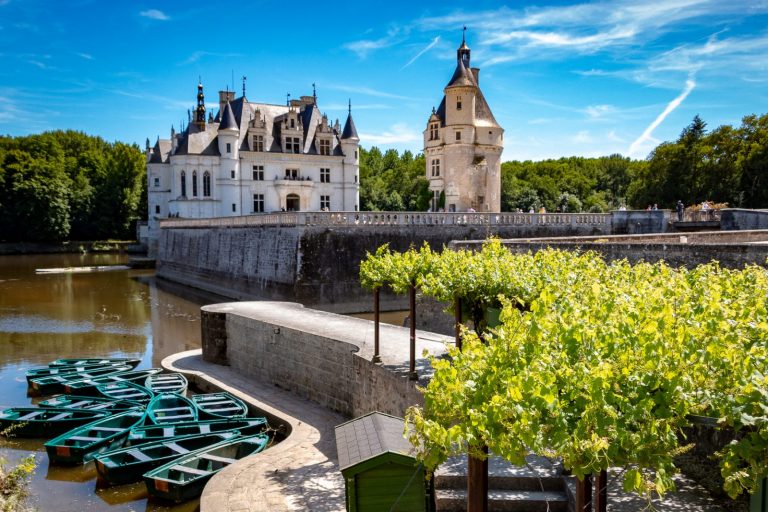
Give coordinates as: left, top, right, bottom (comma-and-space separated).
325, 83, 415, 101
583, 104, 616, 119
360, 123, 422, 145
607, 130, 625, 143
402, 36, 441, 69
75, 52, 93, 60
139, 9, 169, 21
572, 130, 593, 143
628, 78, 696, 157
344, 27, 401, 59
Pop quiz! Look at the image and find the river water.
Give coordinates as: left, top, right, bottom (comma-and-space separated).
0, 253, 204, 511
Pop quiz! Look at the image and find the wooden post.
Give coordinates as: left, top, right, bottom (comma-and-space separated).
467, 447, 489, 512
408, 283, 417, 380
372, 287, 381, 363
595, 469, 607, 512
454, 296, 462, 351
576, 474, 593, 512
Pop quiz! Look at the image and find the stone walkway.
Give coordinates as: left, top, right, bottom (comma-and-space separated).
162, 349, 347, 512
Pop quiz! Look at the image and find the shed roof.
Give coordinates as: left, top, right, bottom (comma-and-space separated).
335, 412, 414, 472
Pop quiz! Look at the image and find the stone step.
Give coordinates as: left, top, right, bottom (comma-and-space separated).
435, 454, 565, 492
435, 489, 569, 512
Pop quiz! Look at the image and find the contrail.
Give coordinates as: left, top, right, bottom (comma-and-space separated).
402, 36, 441, 69
628, 79, 696, 156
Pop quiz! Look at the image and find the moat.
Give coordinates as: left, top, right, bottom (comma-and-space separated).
0, 253, 204, 511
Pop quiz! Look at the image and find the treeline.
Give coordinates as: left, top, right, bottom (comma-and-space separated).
0, 131, 146, 242
361, 112, 768, 213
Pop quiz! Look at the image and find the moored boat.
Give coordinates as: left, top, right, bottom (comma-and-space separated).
97, 381, 154, 404
126, 417, 269, 446
191, 392, 248, 419
94, 431, 238, 486
146, 393, 198, 425
143, 433, 270, 502
25, 362, 132, 385
49, 357, 141, 369
63, 368, 162, 396
39, 395, 144, 412
29, 365, 132, 396
144, 373, 188, 395
0, 407, 110, 438
45, 409, 146, 464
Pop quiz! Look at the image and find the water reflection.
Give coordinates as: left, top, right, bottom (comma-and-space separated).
0, 253, 204, 511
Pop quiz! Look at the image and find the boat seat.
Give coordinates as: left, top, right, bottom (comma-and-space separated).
17, 411, 44, 420
156, 414, 195, 421
165, 443, 190, 455
205, 406, 242, 412
90, 427, 123, 432
199, 454, 236, 464
48, 412, 74, 421
157, 407, 190, 412
171, 465, 210, 476
68, 435, 101, 442
198, 399, 229, 405
127, 449, 152, 462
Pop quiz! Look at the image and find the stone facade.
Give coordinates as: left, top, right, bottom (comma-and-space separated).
424, 35, 503, 213
145, 83, 360, 242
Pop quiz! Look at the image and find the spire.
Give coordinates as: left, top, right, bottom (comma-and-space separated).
341, 99, 358, 140
242, 76, 247, 98
313, 82, 317, 104
195, 79, 206, 129
457, 26, 470, 67
218, 102, 238, 131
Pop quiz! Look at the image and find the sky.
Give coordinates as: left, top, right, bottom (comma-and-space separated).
0, 0, 767, 162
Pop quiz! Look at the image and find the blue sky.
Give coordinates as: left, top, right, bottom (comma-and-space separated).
0, 0, 766, 161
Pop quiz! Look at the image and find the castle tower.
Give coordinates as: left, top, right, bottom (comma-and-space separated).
340, 100, 361, 211
424, 32, 503, 212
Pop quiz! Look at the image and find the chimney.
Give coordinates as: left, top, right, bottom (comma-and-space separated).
218, 90, 235, 112
471, 67, 480, 84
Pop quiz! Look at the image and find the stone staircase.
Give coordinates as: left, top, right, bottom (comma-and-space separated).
434, 454, 570, 512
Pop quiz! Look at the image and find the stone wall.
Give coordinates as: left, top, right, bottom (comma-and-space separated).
201, 302, 449, 419
721, 209, 768, 231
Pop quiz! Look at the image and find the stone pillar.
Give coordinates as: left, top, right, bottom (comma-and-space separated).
201, 309, 228, 365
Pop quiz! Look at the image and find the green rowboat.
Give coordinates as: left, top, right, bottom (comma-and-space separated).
49, 358, 141, 369
146, 393, 198, 425
144, 373, 188, 395
63, 368, 162, 396
126, 417, 269, 446
45, 409, 146, 464
143, 433, 270, 502
29, 365, 132, 396
191, 392, 248, 419
0, 407, 110, 438
25, 362, 133, 385
94, 431, 238, 486
96, 381, 154, 403
39, 395, 144, 412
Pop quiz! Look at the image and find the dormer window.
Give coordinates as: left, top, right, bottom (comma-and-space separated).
290, 118, 295, 128
252, 135, 264, 152
429, 123, 439, 140
319, 139, 330, 156
457, 97, 462, 110
285, 137, 300, 153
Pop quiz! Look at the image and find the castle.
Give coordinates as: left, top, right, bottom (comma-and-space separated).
424, 34, 503, 212
145, 84, 360, 236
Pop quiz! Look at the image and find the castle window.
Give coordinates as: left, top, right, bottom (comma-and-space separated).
153, 177, 160, 187
431, 159, 440, 177
180, 171, 186, 197
457, 97, 462, 110
429, 123, 439, 140
231, 170, 236, 179
285, 168, 299, 180
319, 139, 330, 156
232, 203, 237, 212
320, 168, 330, 183
203, 171, 211, 196
253, 194, 265, 213
253, 165, 264, 180
226, 143, 231, 153
252, 135, 264, 152
155, 205, 160, 214
320, 195, 330, 210
192, 171, 198, 197
455, 131, 461, 141
285, 137, 300, 153
290, 118, 295, 128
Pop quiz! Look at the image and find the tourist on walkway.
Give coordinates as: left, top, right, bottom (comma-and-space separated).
676, 200, 684, 221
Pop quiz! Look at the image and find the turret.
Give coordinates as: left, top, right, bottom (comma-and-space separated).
340, 100, 360, 210
217, 102, 239, 160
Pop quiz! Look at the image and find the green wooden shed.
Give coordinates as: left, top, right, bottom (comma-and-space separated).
335, 412, 431, 512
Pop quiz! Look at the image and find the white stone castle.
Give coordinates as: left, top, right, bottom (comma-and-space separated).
145, 84, 360, 235
424, 34, 503, 212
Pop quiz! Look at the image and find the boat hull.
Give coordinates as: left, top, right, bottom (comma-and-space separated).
0, 408, 111, 438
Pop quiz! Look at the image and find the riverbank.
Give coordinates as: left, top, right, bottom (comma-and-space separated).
0, 240, 144, 255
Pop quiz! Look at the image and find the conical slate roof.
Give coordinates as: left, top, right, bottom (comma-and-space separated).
341, 112, 358, 140
218, 102, 238, 131
445, 57, 475, 88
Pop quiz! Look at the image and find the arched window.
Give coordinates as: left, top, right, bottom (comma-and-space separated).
192, 171, 198, 197
203, 171, 211, 197
286, 193, 300, 212
180, 171, 186, 197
